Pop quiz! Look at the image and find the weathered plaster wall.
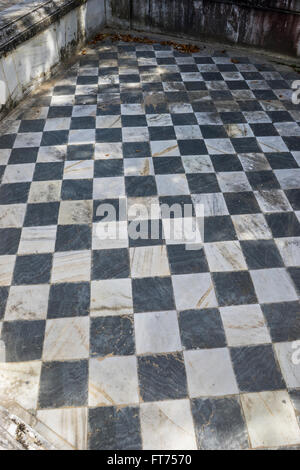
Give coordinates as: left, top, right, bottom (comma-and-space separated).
0, 0, 105, 118
106, 0, 300, 59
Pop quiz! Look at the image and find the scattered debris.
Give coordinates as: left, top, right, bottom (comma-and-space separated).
89, 33, 201, 54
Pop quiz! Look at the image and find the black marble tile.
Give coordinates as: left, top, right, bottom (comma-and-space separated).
138, 352, 188, 401
132, 276, 175, 313
0, 134, 16, 149
230, 344, 285, 392
178, 139, 207, 155
241, 240, 284, 270
167, 244, 209, 274
8, 148, 39, 164
179, 308, 226, 350
128, 220, 165, 247
220, 112, 246, 124
2, 320, 45, 362
265, 212, 300, 237
266, 152, 298, 169
70, 116, 95, 130
0, 183, 30, 204
123, 142, 150, 158
224, 192, 261, 214
191, 397, 249, 450
90, 316, 135, 357
213, 271, 257, 306
47, 106, 73, 118
96, 128, 122, 143
94, 159, 124, 178
55, 224, 91, 251
159, 195, 194, 218
33, 162, 64, 181
19, 119, 45, 133
153, 157, 184, 175
288, 267, 300, 295
200, 125, 227, 139
149, 126, 176, 141
125, 176, 157, 197
231, 138, 261, 154
247, 171, 280, 190
41, 130, 69, 147
61, 179, 93, 200
13, 254, 52, 285
92, 248, 130, 280
0, 286, 9, 321
47, 282, 90, 319
53, 85, 76, 95
283, 137, 300, 152
204, 216, 237, 242
93, 198, 127, 222
171, 113, 198, 125
250, 123, 279, 137
187, 173, 220, 193
262, 301, 300, 342
0, 228, 21, 255
285, 189, 300, 210
88, 406, 142, 450
121, 115, 147, 127
24, 202, 59, 227
67, 144, 94, 160
289, 390, 300, 426
38, 360, 88, 408
211, 153, 243, 172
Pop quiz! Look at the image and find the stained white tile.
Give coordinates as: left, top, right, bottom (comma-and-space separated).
5, 285, 49, 321
192, 193, 228, 216
275, 238, 300, 267
124, 157, 154, 176
18, 226, 57, 254
93, 177, 125, 199
274, 169, 300, 190
43, 317, 89, 361
220, 304, 271, 347
88, 356, 139, 407
90, 279, 133, 317
0, 255, 16, 286
28, 181, 61, 203
92, 221, 128, 249
217, 172, 251, 192
0, 205, 26, 228
172, 273, 217, 311
0, 361, 41, 410
156, 174, 189, 196
63, 160, 94, 180
254, 190, 292, 212
274, 342, 300, 389
2, 163, 35, 183
182, 155, 214, 173
130, 246, 170, 278
51, 250, 91, 283
140, 400, 197, 450
151, 140, 180, 157
231, 214, 272, 240
241, 391, 300, 448
204, 241, 247, 272
122, 127, 149, 142
94, 142, 122, 159
58, 200, 93, 225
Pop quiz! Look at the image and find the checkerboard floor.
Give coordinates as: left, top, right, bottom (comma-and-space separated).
0, 37, 300, 450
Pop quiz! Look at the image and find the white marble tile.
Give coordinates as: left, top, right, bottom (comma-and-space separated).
51, 251, 91, 283
37, 146, 67, 163
44, 118, 71, 131
150, 140, 180, 157
205, 138, 235, 155
0, 149, 10, 166
184, 349, 238, 397
96, 115, 121, 128
182, 155, 214, 173
0, 361, 41, 410
95, 143, 123, 159
92, 221, 128, 249
63, 160, 94, 180
124, 157, 154, 176
0, 256, 15, 286
127, 196, 160, 220
140, 400, 197, 450
37, 407, 87, 450
220, 304, 271, 347
274, 342, 300, 389
251, 268, 298, 303
274, 169, 300, 190
254, 189, 292, 212
90, 279, 133, 316
18, 226, 57, 254
0, 204, 26, 228
217, 172, 252, 192
146, 114, 173, 127
231, 214, 272, 240
156, 174, 189, 196
174, 125, 202, 140
275, 238, 300, 267
13, 133, 42, 148
257, 136, 288, 153
172, 273, 217, 311
224, 124, 253, 138
88, 356, 139, 407
2, 163, 35, 183
192, 193, 228, 216
43, 317, 89, 361
58, 200, 93, 225
122, 127, 149, 142
163, 217, 202, 245
5, 285, 49, 321
121, 104, 144, 115
135, 311, 181, 354
241, 391, 300, 448
204, 241, 247, 272
93, 177, 125, 199
130, 246, 170, 278
68, 129, 95, 145
28, 181, 62, 203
